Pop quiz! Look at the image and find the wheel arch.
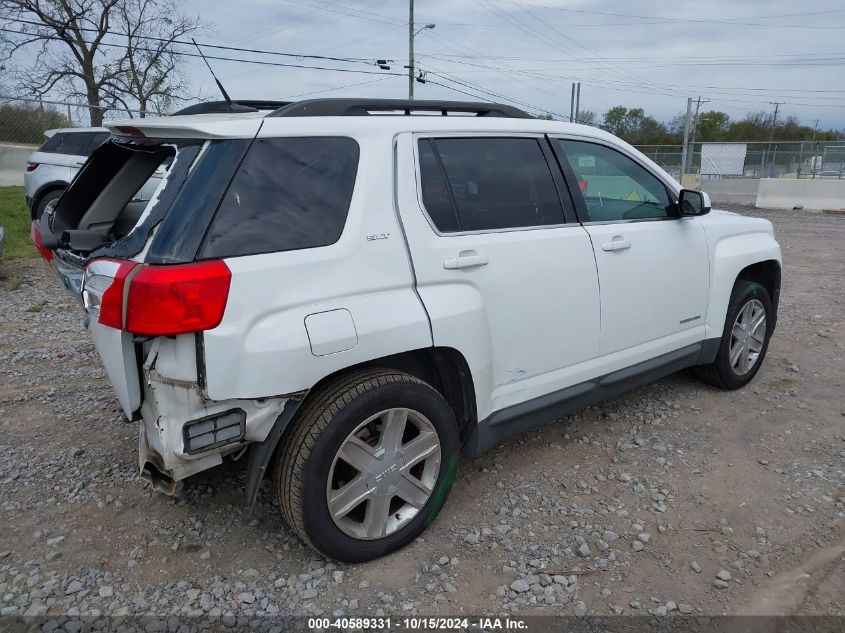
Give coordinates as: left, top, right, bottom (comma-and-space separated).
736, 259, 781, 331
245, 345, 477, 510
706, 231, 782, 340
30, 181, 68, 220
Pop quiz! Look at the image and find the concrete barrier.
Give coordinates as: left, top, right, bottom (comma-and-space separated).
701, 178, 759, 205
0, 143, 36, 186
756, 178, 845, 210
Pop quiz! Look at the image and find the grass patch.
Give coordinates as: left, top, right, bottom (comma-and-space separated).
0, 186, 35, 259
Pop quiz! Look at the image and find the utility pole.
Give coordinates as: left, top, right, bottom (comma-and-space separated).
766, 102, 784, 175
408, 0, 414, 100
570, 83, 575, 122
575, 82, 581, 122
686, 96, 709, 175
680, 97, 692, 183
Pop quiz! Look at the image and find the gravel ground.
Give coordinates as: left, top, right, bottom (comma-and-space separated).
0, 204, 843, 624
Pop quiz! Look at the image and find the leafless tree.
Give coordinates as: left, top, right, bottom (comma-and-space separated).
104, 0, 201, 117
0, 0, 202, 125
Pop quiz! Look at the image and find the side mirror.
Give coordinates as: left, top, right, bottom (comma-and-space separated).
678, 189, 711, 217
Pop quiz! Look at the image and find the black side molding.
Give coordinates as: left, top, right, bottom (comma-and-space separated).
463, 341, 714, 457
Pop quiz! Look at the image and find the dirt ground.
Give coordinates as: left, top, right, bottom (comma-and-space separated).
0, 204, 843, 621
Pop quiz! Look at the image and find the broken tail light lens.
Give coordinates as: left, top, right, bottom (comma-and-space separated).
30, 221, 53, 262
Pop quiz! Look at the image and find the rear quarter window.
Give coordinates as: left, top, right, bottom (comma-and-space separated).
200, 136, 359, 259
38, 133, 65, 152
57, 133, 92, 156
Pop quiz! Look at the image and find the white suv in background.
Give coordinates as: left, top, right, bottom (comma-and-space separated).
24, 127, 161, 219
35, 98, 781, 562
24, 127, 110, 218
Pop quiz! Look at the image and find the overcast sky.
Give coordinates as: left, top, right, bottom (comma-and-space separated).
25, 0, 845, 128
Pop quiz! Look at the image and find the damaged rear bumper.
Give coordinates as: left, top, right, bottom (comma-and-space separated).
137, 336, 291, 491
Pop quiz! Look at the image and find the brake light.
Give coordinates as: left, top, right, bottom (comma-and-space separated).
26, 162, 39, 172
125, 261, 231, 336
30, 221, 53, 262
578, 180, 588, 193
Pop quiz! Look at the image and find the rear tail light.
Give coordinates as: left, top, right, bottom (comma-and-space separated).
30, 221, 53, 262
26, 162, 39, 172
89, 259, 231, 336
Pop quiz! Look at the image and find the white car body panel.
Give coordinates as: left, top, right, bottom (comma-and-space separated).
700, 211, 782, 339
584, 219, 710, 371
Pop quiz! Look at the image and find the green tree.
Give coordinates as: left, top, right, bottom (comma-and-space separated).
576, 109, 597, 126
0, 103, 69, 144
602, 106, 673, 144
696, 111, 730, 141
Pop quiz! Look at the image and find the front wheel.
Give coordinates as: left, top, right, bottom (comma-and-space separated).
274, 369, 460, 562
696, 280, 773, 389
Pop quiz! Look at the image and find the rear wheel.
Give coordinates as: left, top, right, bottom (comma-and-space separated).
34, 188, 64, 220
274, 368, 460, 562
696, 280, 773, 389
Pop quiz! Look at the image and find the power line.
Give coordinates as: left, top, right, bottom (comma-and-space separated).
0, 27, 403, 78
485, 1, 845, 28
414, 55, 845, 101
2, 18, 378, 64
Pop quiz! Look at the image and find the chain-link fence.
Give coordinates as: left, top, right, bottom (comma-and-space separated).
0, 96, 160, 186
0, 95, 157, 146
636, 140, 845, 181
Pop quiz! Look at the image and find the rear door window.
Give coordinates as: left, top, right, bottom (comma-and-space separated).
200, 136, 359, 259
418, 137, 566, 232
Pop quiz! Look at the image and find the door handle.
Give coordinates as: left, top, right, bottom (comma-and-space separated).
443, 251, 489, 270
601, 237, 631, 252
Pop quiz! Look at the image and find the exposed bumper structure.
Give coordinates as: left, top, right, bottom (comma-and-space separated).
137, 336, 290, 489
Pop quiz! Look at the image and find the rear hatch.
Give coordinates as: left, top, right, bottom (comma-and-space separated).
36, 119, 260, 418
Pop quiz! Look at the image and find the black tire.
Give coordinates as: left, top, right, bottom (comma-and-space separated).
34, 188, 65, 220
274, 368, 460, 562
695, 280, 774, 390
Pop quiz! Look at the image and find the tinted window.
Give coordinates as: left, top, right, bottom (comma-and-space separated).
201, 137, 359, 259
419, 137, 565, 232
39, 133, 65, 152
59, 132, 93, 156
555, 140, 672, 222
418, 139, 459, 232
83, 133, 110, 156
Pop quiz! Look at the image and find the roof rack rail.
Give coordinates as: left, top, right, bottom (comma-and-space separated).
268, 98, 531, 119
172, 100, 292, 116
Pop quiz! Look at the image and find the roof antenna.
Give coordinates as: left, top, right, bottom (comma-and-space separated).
192, 38, 233, 108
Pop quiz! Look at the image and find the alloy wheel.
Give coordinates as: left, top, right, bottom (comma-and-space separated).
729, 298, 767, 376
326, 408, 441, 540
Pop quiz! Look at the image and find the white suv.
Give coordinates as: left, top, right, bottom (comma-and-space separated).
35, 99, 781, 562
24, 127, 162, 220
